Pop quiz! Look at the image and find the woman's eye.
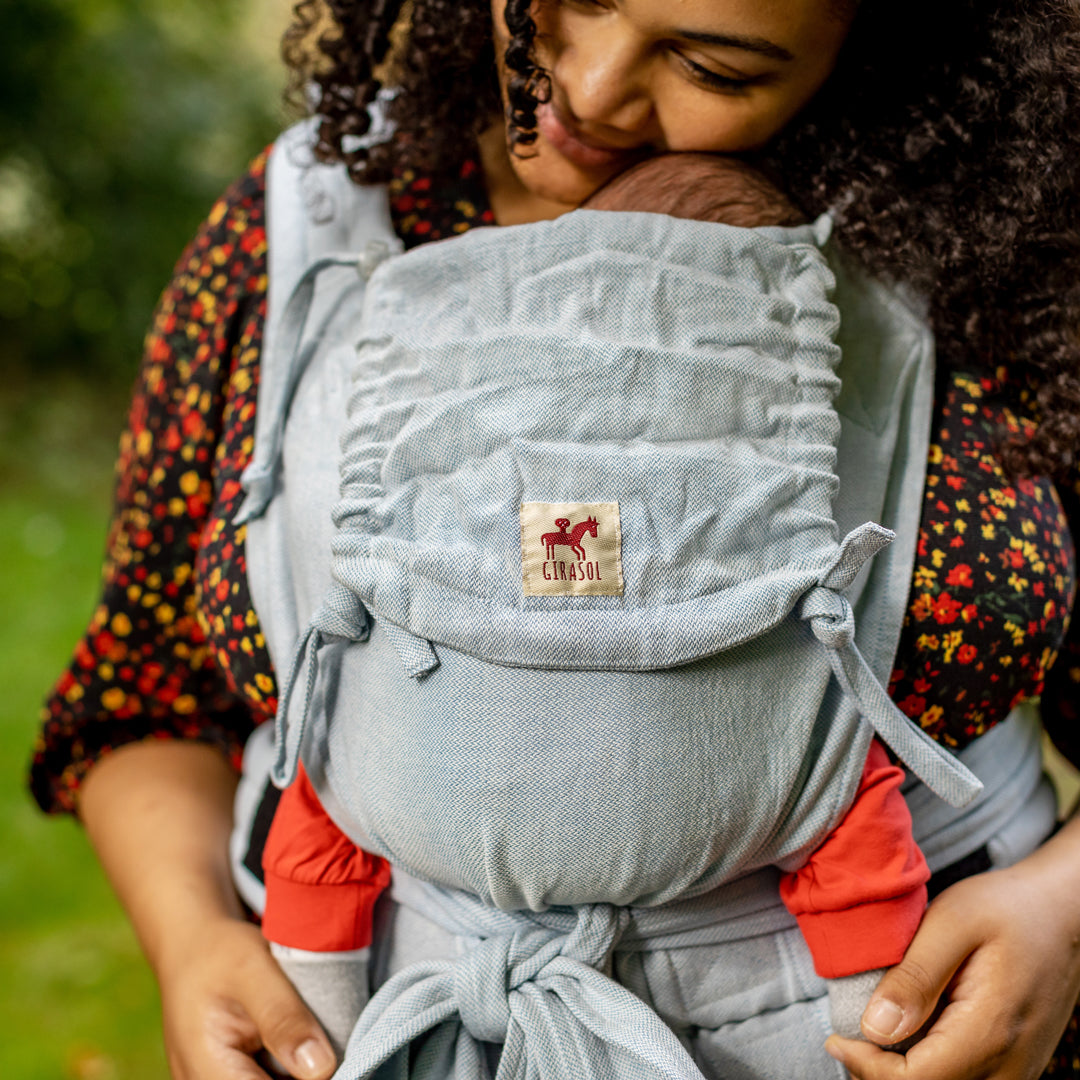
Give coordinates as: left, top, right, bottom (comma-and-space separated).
677, 54, 754, 93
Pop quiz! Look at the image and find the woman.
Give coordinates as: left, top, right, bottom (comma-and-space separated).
31, 0, 1080, 1077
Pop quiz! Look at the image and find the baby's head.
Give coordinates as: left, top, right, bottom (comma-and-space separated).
581, 154, 803, 230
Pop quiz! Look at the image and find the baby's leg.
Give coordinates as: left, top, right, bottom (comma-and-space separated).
262, 764, 392, 1059
581, 153, 802, 228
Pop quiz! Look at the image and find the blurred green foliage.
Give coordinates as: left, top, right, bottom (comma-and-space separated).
1, 2, 289, 1072
0, 0, 286, 384
0, 377, 170, 1078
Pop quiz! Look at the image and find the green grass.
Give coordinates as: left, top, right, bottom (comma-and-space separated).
0, 376, 169, 1079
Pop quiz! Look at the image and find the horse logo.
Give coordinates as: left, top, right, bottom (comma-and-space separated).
520, 502, 623, 597
541, 516, 599, 560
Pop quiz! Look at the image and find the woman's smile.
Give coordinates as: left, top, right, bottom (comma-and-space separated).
535, 100, 647, 170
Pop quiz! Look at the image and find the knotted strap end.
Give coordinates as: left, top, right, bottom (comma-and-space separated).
234, 462, 277, 525
271, 624, 324, 789
820, 521, 895, 593
825, 639, 984, 808
381, 621, 440, 679
271, 594, 374, 789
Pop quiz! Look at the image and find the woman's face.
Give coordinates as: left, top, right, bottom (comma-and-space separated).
487, 0, 855, 212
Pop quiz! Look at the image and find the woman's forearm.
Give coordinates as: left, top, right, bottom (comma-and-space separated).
77, 739, 337, 1079
77, 739, 243, 977
1021, 803, 1080, 893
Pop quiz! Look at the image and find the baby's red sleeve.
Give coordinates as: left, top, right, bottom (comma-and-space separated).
261, 763, 391, 951
779, 739, 930, 978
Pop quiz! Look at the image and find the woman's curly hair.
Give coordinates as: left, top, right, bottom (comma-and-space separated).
284, 0, 1080, 480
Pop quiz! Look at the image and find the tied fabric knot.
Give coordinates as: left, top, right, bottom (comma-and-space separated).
453, 904, 629, 1042
800, 586, 855, 651
335, 900, 705, 1080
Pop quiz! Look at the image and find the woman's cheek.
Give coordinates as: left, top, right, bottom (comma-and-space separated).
660, 108, 772, 155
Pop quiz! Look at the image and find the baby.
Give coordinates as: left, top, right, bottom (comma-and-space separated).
258, 151, 929, 1062
581, 152, 803, 227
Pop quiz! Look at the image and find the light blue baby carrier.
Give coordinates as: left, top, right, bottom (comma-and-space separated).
233, 124, 1053, 1080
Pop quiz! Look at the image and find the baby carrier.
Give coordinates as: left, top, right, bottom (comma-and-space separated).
236, 123, 987, 1079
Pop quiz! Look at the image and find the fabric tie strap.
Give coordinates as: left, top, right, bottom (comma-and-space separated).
272, 583, 371, 787
334, 903, 707, 1080
235, 243, 395, 526
797, 522, 983, 809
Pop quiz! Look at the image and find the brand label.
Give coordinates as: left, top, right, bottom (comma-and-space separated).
520, 501, 623, 596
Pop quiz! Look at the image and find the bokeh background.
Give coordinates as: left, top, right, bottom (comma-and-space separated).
2, 3, 1078, 1078
2, 0, 290, 1074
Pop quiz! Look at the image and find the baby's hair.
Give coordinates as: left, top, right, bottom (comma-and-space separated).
582, 155, 803, 229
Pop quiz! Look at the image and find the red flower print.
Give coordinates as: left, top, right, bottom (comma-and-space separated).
957, 644, 978, 664
1004, 548, 1026, 570
945, 564, 974, 588
931, 592, 963, 625
911, 594, 934, 622
898, 694, 927, 719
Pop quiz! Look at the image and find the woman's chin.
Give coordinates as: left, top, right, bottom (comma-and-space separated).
510, 149, 624, 211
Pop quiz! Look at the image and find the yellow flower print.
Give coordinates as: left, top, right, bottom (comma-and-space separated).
941, 631, 964, 663
914, 566, 938, 589
919, 705, 945, 729
102, 688, 126, 711
1007, 572, 1029, 593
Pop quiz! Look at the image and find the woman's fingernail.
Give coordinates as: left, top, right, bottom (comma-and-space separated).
863, 998, 905, 1040
294, 1038, 334, 1078
824, 1036, 846, 1063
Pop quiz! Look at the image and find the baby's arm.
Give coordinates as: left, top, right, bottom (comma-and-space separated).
262, 765, 391, 1059
780, 740, 930, 1039
581, 153, 803, 228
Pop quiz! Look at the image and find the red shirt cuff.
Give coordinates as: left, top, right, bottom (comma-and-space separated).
793, 884, 927, 978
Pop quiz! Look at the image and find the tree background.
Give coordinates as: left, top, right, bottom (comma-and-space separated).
1, 0, 289, 1075
1, 0, 286, 384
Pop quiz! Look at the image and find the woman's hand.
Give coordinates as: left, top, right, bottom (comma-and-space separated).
824, 816, 1080, 1079
156, 913, 336, 1080
79, 739, 337, 1080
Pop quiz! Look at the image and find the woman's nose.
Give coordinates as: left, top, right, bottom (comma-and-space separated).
552, 22, 654, 134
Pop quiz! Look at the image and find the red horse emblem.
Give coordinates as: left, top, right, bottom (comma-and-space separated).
541, 516, 599, 560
